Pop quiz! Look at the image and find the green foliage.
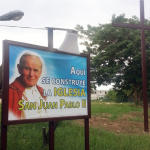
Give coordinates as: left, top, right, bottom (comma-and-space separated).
115, 89, 128, 102
104, 89, 117, 101
75, 14, 150, 105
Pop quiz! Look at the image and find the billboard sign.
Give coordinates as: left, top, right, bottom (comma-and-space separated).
2, 40, 91, 125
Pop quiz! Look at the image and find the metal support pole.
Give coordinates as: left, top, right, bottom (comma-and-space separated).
48, 29, 53, 51
1, 91, 7, 150
48, 29, 55, 150
1, 124, 7, 150
49, 121, 54, 150
84, 118, 89, 150
1, 60, 7, 150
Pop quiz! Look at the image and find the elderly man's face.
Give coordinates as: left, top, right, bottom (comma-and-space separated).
17, 55, 42, 87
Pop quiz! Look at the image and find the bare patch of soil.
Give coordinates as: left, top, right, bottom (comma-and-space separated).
75, 114, 149, 134
121, 112, 144, 121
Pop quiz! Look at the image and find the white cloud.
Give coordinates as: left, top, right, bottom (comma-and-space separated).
1, 0, 150, 90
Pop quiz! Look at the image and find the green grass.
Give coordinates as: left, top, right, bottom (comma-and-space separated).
1, 102, 150, 149
56, 121, 150, 150
92, 102, 142, 114
128, 116, 143, 122
89, 127, 150, 150
91, 101, 143, 120
7, 122, 49, 150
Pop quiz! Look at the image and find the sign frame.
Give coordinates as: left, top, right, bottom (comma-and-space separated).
2, 40, 91, 126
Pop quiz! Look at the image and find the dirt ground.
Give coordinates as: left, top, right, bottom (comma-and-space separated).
74, 112, 150, 134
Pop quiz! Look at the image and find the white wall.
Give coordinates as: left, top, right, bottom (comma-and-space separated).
91, 90, 108, 100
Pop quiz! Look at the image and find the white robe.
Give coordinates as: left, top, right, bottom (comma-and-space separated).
21, 85, 47, 119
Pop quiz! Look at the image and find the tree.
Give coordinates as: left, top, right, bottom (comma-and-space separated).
75, 14, 150, 105
115, 89, 129, 103
104, 89, 117, 102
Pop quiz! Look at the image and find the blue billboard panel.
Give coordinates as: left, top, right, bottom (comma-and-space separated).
8, 45, 88, 120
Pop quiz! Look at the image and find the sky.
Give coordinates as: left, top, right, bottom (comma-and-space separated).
1, 0, 150, 90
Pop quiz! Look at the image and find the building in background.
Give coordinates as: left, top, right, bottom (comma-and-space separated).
91, 90, 108, 100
